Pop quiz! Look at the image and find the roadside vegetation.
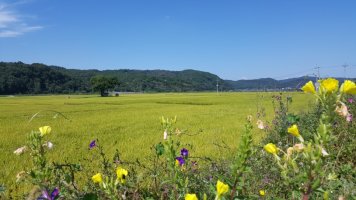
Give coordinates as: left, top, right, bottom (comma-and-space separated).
1, 79, 355, 199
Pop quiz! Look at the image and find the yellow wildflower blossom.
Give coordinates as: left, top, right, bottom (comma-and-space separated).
301, 81, 316, 94
340, 80, 356, 94
320, 78, 339, 93
264, 143, 278, 155
216, 180, 229, 197
287, 124, 300, 137
39, 126, 51, 137
259, 190, 266, 196
288, 125, 304, 142
92, 173, 103, 183
116, 167, 128, 184
185, 193, 198, 200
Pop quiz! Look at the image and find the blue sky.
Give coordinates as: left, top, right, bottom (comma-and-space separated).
0, 0, 355, 80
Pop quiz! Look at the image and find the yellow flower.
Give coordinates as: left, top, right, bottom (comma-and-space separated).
287, 124, 300, 137
116, 167, 128, 184
39, 126, 51, 137
216, 180, 229, 197
301, 81, 316, 94
185, 193, 198, 200
259, 190, 266, 196
92, 173, 103, 183
340, 80, 356, 94
264, 143, 278, 155
320, 78, 339, 93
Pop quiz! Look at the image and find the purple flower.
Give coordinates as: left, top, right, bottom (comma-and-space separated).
175, 156, 185, 166
180, 148, 189, 157
348, 98, 354, 104
89, 140, 96, 149
51, 188, 59, 199
346, 114, 352, 122
208, 175, 213, 181
39, 187, 59, 200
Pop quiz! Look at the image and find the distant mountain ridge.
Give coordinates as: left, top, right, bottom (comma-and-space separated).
226, 76, 355, 90
0, 61, 354, 94
226, 77, 313, 90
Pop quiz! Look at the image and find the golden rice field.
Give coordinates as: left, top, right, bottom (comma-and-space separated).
0, 92, 314, 189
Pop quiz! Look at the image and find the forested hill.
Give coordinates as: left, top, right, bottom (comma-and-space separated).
0, 62, 230, 94
1, 62, 353, 95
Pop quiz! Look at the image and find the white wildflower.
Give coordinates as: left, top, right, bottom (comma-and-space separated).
163, 130, 168, 140
16, 171, 26, 182
256, 120, 265, 130
335, 102, 349, 117
13, 146, 27, 155
293, 143, 304, 152
47, 141, 54, 149
321, 148, 329, 156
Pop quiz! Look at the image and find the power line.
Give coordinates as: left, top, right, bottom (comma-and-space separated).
242, 64, 355, 81
270, 68, 315, 80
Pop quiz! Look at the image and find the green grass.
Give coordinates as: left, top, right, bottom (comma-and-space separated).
0, 92, 314, 190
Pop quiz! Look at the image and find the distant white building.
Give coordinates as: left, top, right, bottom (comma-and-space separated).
108, 91, 120, 96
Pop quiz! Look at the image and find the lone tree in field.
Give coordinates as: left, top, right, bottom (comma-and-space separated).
90, 75, 119, 97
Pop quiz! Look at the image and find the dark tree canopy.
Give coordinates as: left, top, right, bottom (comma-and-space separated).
0, 62, 86, 94
1, 61, 352, 95
90, 76, 119, 97
0, 62, 230, 94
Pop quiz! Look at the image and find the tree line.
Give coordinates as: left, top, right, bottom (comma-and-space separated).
0, 62, 229, 95
3, 62, 349, 95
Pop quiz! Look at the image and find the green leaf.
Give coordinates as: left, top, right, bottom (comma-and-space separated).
0, 184, 5, 193
287, 114, 300, 124
81, 193, 98, 200
155, 143, 165, 156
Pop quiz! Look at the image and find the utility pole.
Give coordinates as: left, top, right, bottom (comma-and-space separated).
314, 66, 320, 91
216, 79, 219, 94
314, 66, 320, 80
342, 64, 348, 79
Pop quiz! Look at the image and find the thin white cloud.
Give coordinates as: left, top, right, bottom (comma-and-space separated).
0, 11, 18, 28
0, 29, 21, 37
0, 1, 42, 37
